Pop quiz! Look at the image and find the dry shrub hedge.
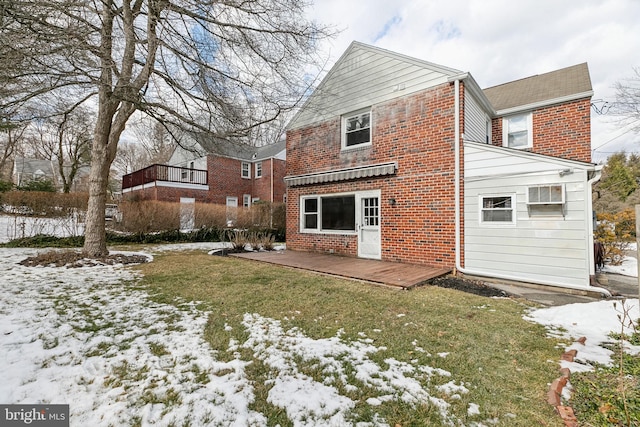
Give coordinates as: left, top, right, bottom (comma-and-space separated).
119, 200, 286, 237
119, 200, 180, 233
1, 191, 88, 217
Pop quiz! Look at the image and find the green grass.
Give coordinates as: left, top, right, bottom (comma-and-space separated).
570, 331, 640, 427
134, 251, 564, 426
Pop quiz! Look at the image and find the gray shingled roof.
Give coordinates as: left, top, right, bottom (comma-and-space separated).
193, 135, 285, 161
483, 63, 592, 112
13, 158, 55, 178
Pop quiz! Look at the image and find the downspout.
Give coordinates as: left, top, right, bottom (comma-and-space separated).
270, 158, 274, 229
586, 167, 602, 281
452, 78, 611, 297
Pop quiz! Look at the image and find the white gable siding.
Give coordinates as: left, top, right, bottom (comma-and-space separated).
464, 91, 490, 144
464, 143, 593, 288
168, 144, 207, 169
289, 43, 458, 130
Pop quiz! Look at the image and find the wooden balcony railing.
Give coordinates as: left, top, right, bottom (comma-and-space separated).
122, 164, 208, 190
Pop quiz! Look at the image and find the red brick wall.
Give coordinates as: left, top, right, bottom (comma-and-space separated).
286, 83, 460, 268
124, 154, 288, 206
250, 158, 286, 203
207, 155, 252, 204
491, 98, 591, 163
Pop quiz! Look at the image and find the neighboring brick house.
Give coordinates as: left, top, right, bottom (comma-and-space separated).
122, 138, 286, 210
285, 42, 607, 294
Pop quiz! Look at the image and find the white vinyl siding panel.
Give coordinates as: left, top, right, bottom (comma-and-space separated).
289, 44, 456, 130
463, 142, 593, 288
464, 92, 491, 144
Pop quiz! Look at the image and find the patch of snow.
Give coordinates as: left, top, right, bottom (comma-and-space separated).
526, 299, 640, 370
1, 246, 475, 426
468, 402, 480, 416
602, 253, 638, 277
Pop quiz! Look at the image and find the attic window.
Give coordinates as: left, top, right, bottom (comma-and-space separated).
342, 109, 371, 149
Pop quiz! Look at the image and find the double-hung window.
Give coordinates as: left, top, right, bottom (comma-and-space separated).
503, 113, 532, 149
255, 161, 263, 178
241, 162, 250, 178
342, 109, 371, 149
301, 195, 356, 232
480, 195, 515, 224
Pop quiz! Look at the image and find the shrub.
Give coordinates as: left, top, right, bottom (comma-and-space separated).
2, 191, 88, 217
596, 209, 635, 265
17, 179, 56, 192
0, 179, 13, 192
194, 203, 228, 229
118, 200, 180, 233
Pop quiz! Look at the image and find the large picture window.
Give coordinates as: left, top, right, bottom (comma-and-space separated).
301, 195, 356, 232
343, 109, 371, 149
480, 195, 515, 224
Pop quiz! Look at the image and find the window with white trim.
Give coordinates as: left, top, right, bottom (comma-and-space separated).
301, 194, 356, 232
243, 194, 251, 208
480, 195, 515, 224
241, 162, 250, 178
503, 113, 532, 149
342, 109, 371, 149
255, 161, 263, 178
527, 184, 565, 216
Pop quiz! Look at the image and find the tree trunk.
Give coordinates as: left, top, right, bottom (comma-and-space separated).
83, 123, 112, 257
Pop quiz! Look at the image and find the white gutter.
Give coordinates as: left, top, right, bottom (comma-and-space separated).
452, 78, 611, 297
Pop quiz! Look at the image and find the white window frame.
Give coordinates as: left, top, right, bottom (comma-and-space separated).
243, 194, 251, 208
527, 184, 565, 204
300, 192, 357, 234
502, 113, 533, 149
479, 194, 516, 226
255, 161, 263, 178
241, 162, 251, 179
527, 184, 565, 217
342, 108, 372, 150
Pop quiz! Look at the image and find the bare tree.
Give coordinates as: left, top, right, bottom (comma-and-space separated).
0, 121, 27, 180
113, 140, 152, 176
612, 67, 640, 133
31, 108, 92, 193
0, 0, 332, 256
128, 118, 178, 166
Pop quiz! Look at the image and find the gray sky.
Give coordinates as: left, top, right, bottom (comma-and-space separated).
307, 0, 640, 163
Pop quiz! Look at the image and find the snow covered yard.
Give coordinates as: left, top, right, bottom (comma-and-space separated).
1, 222, 639, 425
0, 246, 489, 426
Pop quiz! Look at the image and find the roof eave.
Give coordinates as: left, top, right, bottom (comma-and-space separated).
495, 90, 594, 116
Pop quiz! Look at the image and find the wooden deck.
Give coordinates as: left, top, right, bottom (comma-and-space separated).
231, 250, 451, 289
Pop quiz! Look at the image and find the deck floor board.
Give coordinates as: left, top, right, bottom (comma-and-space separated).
231, 250, 450, 289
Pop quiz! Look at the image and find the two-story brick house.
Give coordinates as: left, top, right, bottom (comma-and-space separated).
284, 42, 607, 295
122, 137, 286, 210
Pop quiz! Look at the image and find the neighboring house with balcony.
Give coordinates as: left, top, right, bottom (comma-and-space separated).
284, 41, 607, 295
121, 137, 286, 211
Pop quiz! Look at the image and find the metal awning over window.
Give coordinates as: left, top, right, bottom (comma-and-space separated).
285, 162, 398, 187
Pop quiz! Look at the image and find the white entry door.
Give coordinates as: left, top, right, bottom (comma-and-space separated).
357, 191, 381, 259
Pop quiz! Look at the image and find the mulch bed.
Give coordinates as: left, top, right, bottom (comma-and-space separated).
427, 275, 510, 298
19, 251, 149, 268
